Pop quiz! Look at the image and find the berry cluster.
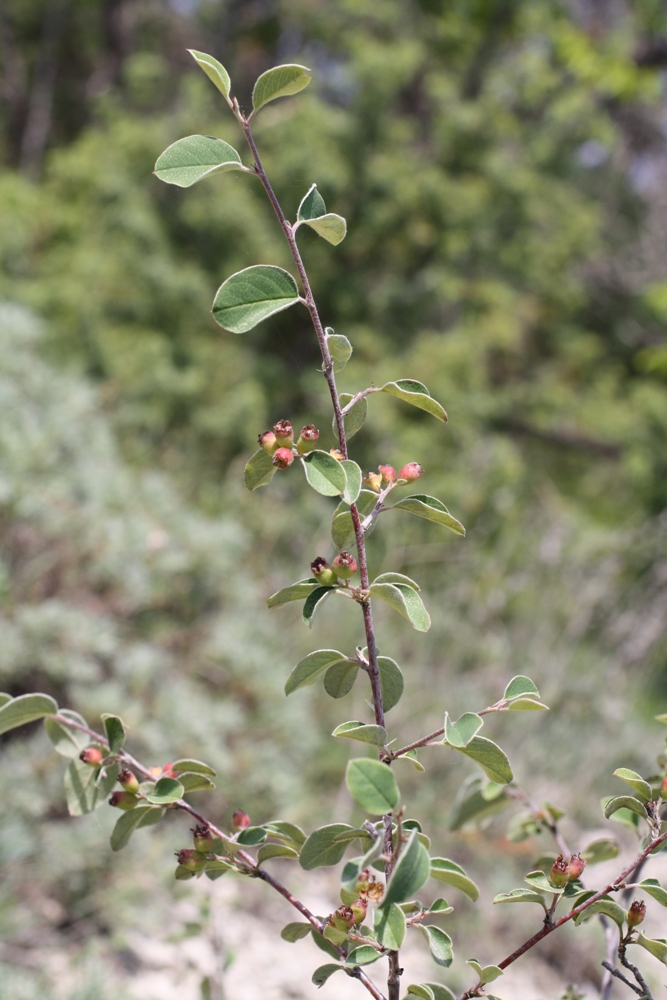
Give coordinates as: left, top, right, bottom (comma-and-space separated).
258, 420, 320, 469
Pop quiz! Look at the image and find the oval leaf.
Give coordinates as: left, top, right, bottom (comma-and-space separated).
466, 960, 503, 985
303, 586, 335, 627
444, 713, 483, 748
299, 823, 353, 870
303, 214, 347, 245
44, 710, 90, 758
494, 887, 547, 908
337, 393, 368, 440
267, 578, 321, 609
381, 379, 447, 422
257, 844, 299, 864
503, 675, 540, 700
374, 902, 406, 950
391, 495, 465, 536
252, 64, 311, 113
417, 925, 453, 967
154, 135, 244, 188
346, 758, 400, 815
111, 805, 162, 852
582, 837, 620, 865
507, 698, 549, 711
340, 460, 362, 504
613, 768, 652, 802
101, 713, 125, 754
281, 922, 312, 942
244, 449, 277, 490
382, 830, 430, 906
430, 858, 479, 901
285, 649, 348, 695
303, 450, 348, 496
373, 571, 420, 591
327, 332, 352, 372
212, 265, 300, 334
64, 758, 119, 816
638, 878, 667, 907
171, 758, 217, 777
312, 964, 343, 988
324, 661, 359, 698
524, 870, 563, 896
636, 933, 667, 965
145, 776, 184, 805
345, 946, 383, 967
378, 656, 404, 712
603, 795, 648, 821
448, 736, 513, 785
188, 49, 231, 99
574, 897, 626, 930
0, 693, 58, 735
370, 582, 431, 632
333, 721, 387, 746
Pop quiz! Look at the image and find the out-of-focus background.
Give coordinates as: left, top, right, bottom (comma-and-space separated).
1, 1, 667, 998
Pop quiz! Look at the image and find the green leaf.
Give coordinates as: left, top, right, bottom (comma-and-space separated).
405, 987, 435, 1000
507, 698, 549, 711
174, 864, 195, 881
600, 796, 640, 830
44, 710, 90, 758
466, 960, 503, 985
574, 897, 626, 930
524, 871, 563, 896
493, 888, 548, 909
378, 656, 404, 712
331, 828, 373, 846
449, 776, 510, 831
188, 49, 231, 100
236, 826, 267, 846
171, 758, 217, 777
333, 721, 387, 746
638, 878, 667, 907
296, 185, 347, 245
64, 758, 119, 816
656, 713, 667, 725
0, 693, 10, 707
345, 946, 382, 967
312, 964, 343, 988
382, 830, 430, 906
178, 772, 216, 792
410, 986, 455, 1000
299, 823, 353, 870
337, 393, 368, 440
340, 460, 362, 504
313, 931, 344, 960
603, 795, 648, 821
145, 776, 184, 804
428, 898, 453, 914
0, 693, 58, 735
203, 859, 235, 880
374, 902, 406, 949
303, 586, 335, 628
154, 135, 245, 188
110, 805, 163, 852
331, 490, 377, 549
503, 676, 540, 701
444, 713, 483, 748
303, 450, 348, 496
212, 265, 300, 334
370, 582, 431, 632
399, 749, 425, 772
373, 571, 420, 591
257, 844, 299, 864
267, 578, 321, 609
381, 379, 447, 422
263, 821, 307, 847
430, 859, 479, 901
281, 922, 312, 942
324, 661, 359, 698
581, 838, 620, 865
448, 736, 513, 785
346, 758, 400, 815
101, 713, 125, 754
391, 495, 465, 536
417, 925, 453, 967
244, 449, 277, 490
612, 768, 653, 802
635, 933, 667, 965
285, 649, 348, 695
252, 64, 311, 113
327, 331, 352, 372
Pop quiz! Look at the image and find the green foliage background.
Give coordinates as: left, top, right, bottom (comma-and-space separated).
1, 0, 667, 995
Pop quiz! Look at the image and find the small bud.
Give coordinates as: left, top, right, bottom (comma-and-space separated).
117, 769, 139, 794
627, 900, 646, 927
258, 430, 277, 454
79, 747, 105, 767
310, 557, 337, 587
272, 447, 294, 470
378, 465, 396, 485
273, 420, 294, 448
397, 462, 424, 483
296, 424, 319, 455
660, 776, 667, 801
231, 809, 251, 831
109, 791, 138, 811
175, 848, 206, 872
162, 762, 177, 778
549, 854, 570, 888
364, 471, 383, 492
332, 551, 358, 580
191, 824, 214, 853
329, 448, 344, 461
568, 853, 586, 882
351, 897, 367, 926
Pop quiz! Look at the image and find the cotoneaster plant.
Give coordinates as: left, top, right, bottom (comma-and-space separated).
3, 51, 667, 1000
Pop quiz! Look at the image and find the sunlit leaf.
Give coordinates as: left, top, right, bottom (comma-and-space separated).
244, 449, 277, 490
303, 450, 348, 496
285, 649, 348, 695
391, 495, 465, 536
346, 758, 400, 815
0, 693, 58, 735
299, 824, 353, 870
381, 379, 447, 422
154, 135, 245, 187
188, 49, 231, 99
212, 265, 300, 334
252, 64, 311, 113
430, 858, 479, 901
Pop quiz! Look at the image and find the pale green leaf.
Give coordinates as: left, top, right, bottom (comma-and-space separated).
281, 922, 312, 942
267, 578, 320, 609
612, 768, 652, 802
331, 490, 377, 549
603, 795, 648, 821
448, 735, 513, 785
635, 933, 667, 964
381, 379, 447, 422
64, 758, 118, 816
145, 776, 184, 804
638, 878, 667, 906
337, 393, 368, 440
212, 265, 300, 334
374, 902, 406, 950
244, 449, 277, 490
44, 710, 90, 758
493, 888, 547, 908
346, 758, 400, 815
430, 858, 479, 901
370, 582, 431, 632
0, 694, 10, 707
312, 964, 344, 987
414, 986, 456, 1000
0, 693, 58, 735
303, 450, 347, 496
171, 758, 217, 777
101, 713, 125, 754
391, 495, 465, 536
574, 897, 626, 930
524, 871, 563, 896
405, 987, 435, 1000
327, 331, 352, 372
372, 571, 420, 591
303, 586, 335, 627
378, 656, 404, 712
188, 49, 231, 99
257, 844, 299, 863
333, 721, 387, 746
299, 824, 353, 870
252, 64, 311, 113
154, 135, 244, 187
345, 946, 382, 966
507, 698, 549, 711
382, 830, 430, 906
444, 713, 483, 748
178, 772, 215, 792
296, 186, 346, 244
582, 838, 620, 864
340, 460, 362, 504
503, 676, 540, 700
322, 659, 358, 697
111, 805, 163, 852
466, 960, 503, 985
417, 925, 453, 967
285, 649, 348, 695
263, 821, 307, 847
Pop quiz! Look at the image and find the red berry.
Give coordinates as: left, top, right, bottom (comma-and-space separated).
397, 462, 424, 483
272, 447, 294, 470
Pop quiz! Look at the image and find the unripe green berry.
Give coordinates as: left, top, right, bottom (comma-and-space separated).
332, 551, 358, 579
296, 424, 319, 454
117, 769, 139, 794
310, 557, 337, 586
258, 430, 277, 454
109, 790, 138, 811
175, 848, 206, 872
273, 420, 294, 448
191, 824, 214, 853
